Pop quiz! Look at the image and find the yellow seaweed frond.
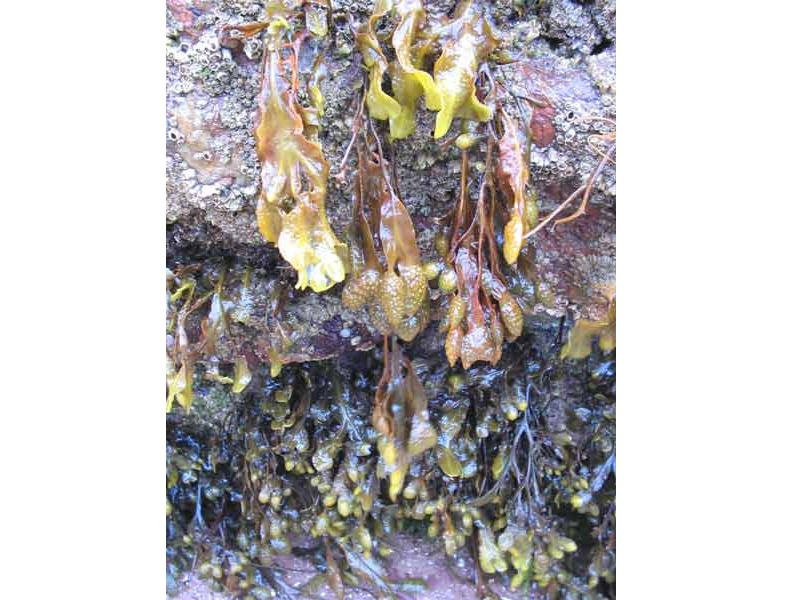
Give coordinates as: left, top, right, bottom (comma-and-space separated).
166, 359, 194, 413
278, 198, 348, 292
343, 127, 429, 340
561, 296, 616, 360
432, 0, 498, 138
497, 113, 531, 264
254, 29, 347, 292
356, 0, 402, 121
372, 339, 436, 500
357, 0, 495, 139
387, 0, 441, 138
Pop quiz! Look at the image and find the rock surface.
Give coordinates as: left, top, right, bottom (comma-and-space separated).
166, 2, 616, 596
174, 533, 527, 600
166, 0, 616, 369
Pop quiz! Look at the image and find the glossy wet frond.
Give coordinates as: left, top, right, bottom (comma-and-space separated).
440, 140, 526, 369
561, 296, 616, 360
372, 339, 437, 500
341, 116, 430, 341
432, 0, 498, 138
355, 0, 401, 122
252, 23, 347, 292
355, 0, 496, 139
387, 0, 442, 138
496, 112, 532, 265
167, 5, 615, 596
166, 267, 253, 413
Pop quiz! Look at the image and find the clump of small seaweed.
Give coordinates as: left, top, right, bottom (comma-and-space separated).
167, 264, 246, 413
167, 319, 616, 598
356, 0, 442, 139
341, 0, 537, 364
561, 290, 616, 360
371, 338, 437, 501
166, 259, 261, 415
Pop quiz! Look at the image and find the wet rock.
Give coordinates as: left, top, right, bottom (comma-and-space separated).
165, 0, 615, 370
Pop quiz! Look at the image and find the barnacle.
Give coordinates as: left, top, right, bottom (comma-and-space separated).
253, 24, 347, 292
431, 0, 498, 138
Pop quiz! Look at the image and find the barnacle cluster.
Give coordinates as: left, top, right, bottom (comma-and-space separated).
357, 0, 498, 140
166, 264, 256, 413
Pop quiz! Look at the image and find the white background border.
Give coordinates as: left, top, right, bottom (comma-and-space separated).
1, 1, 799, 598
